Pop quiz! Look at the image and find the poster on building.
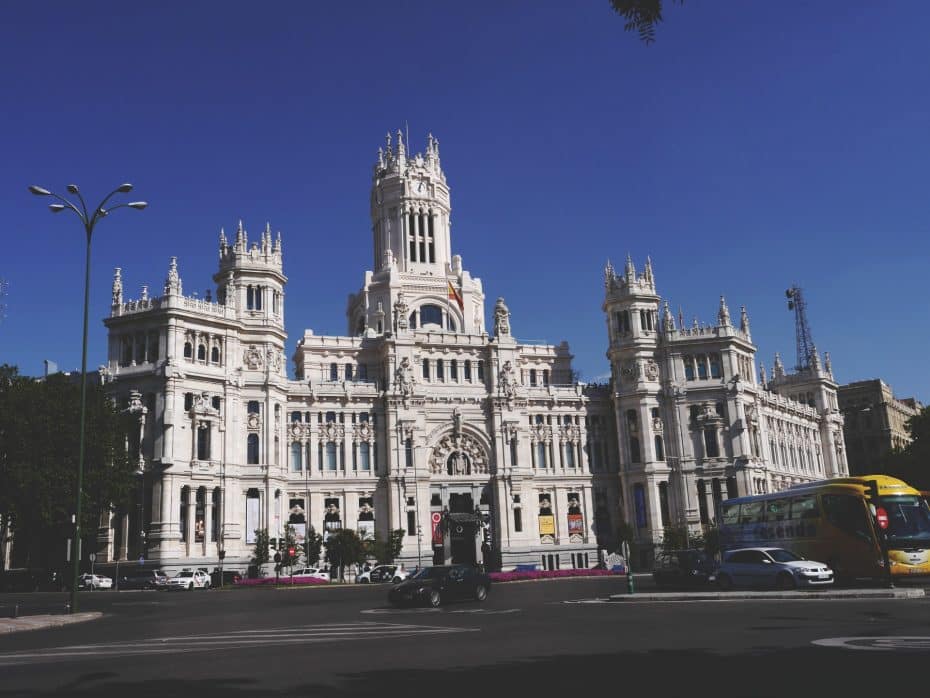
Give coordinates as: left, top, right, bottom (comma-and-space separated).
538, 514, 555, 544
431, 511, 444, 546
568, 513, 584, 542
323, 497, 342, 542
288, 498, 306, 544
246, 495, 260, 544
357, 520, 374, 541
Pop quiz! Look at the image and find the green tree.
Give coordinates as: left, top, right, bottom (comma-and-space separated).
324, 529, 366, 581
0, 365, 136, 571
609, 0, 683, 44
251, 528, 270, 570
304, 525, 323, 566
882, 407, 930, 489
282, 524, 302, 568
366, 528, 406, 564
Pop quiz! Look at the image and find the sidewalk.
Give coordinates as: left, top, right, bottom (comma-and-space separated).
0, 612, 102, 634
609, 587, 925, 602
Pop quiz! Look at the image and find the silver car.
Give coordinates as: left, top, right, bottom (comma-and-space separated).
716, 547, 834, 590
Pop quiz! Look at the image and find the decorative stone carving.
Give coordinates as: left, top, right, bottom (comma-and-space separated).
643, 359, 659, 382
394, 292, 409, 332
394, 357, 414, 407
112, 268, 123, 306
320, 422, 345, 442
244, 345, 263, 370
652, 417, 663, 433
619, 360, 637, 385
354, 421, 373, 442
499, 360, 518, 406
429, 432, 488, 476
246, 412, 261, 431
493, 297, 511, 337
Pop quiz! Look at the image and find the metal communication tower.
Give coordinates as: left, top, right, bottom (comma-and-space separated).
785, 285, 815, 371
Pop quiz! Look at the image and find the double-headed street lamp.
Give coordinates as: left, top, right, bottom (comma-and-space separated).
28, 183, 146, 614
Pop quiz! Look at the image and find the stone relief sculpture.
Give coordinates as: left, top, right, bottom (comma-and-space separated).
244, 345, 263, 370
394, 356, 414, 407
493, 297, 511, 337
499, 360, 518, 407
394, 292, 409, 332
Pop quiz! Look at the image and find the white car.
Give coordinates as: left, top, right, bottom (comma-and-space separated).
166, 569, 211, 590
290, 567, 330, 582
78, 573, 113, 590
716, 547, 834, 590
356, 564, 411, 584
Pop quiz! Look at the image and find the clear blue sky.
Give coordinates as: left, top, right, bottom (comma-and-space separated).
1, 1, 928, 402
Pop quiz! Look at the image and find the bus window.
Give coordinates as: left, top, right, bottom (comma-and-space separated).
766, 499, 790, 522
789, 494, 819, 520
740, 501, 764, 525
880, 496, 930, 547
721, 502, 740, 526
822, 494, 873, 543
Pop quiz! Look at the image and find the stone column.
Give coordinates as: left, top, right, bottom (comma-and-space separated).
205, 496, 214, 547
119, 514, 130, 561
581, 486, 594, 544
186, 487, 196, 557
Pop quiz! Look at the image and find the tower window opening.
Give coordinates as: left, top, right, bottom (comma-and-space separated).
464, 360, 472, 381
710, 353, 722, 379
422, 359, 430, 380
211, 346, 220, 363
450, 359, 458, 381
477, 360, 485, 382
529, 369, 537, 387
183, 341, 193, 360
697, 355, 708, 380
436, 359, 444, 382
419, 304, 442, 327
330, 363, 338, 381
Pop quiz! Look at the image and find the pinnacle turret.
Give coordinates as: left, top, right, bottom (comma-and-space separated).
663, 300, 676, 332
717, 295, 731, 327
112, 267, 123, 306
740, 305, 751, 339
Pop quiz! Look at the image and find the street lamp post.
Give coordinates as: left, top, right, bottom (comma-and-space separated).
28, 183, 146, 614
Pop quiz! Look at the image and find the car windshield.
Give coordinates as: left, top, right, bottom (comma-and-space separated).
177, 572, 193, 578
411, 567, 448, 580
767, 549, 802, 563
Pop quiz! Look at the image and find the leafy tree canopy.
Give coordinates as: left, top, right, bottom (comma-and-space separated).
609, 0, 683, 44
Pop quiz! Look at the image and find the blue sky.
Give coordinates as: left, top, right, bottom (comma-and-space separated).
1, 1, 928, 402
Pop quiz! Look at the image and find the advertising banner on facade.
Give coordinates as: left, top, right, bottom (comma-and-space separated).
357, 520, 374, 541
568, 513, 584, 542
539, 514, 555, 544
431, 512, 443, 546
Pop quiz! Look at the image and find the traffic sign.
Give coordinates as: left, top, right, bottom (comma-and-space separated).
876, 507, 889, 530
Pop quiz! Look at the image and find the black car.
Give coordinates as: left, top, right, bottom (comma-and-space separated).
210, 569, 243, 587
388, 564, 491, 608
652, 549, 717, 589
118, 570, 169, 590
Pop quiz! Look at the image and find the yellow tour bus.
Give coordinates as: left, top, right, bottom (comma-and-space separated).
719, 474, 930, 583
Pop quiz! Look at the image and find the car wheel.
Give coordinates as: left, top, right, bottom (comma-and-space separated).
474, 585, 488, 602
428, 590, 442, 608
393, 577, 402, 584
188, 582, 194, 591
776, 573, 796, 590
717, 574, 733, 591
359, 578, 369, 584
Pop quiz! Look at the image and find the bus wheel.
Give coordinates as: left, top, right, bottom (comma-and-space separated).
776, 573, 796, 590
717, 574, 733, 591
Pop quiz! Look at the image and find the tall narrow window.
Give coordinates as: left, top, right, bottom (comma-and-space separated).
197, 344, 206, 361
247, 434, 260, 464
247, 285, 255, 310
634, 484, 647, 529
704, 428, 719, 458
510, 439, 518, 466
654, 435, 665, 461
183, 342, 193, 360
436, 359, 444, 381
710, 354, 722, 379
291, 442, 302, 472
529, 369, 537, 387
422, 359, 430, 380
697, 355, 708, 380
658, 482, 670, 527
543, 369, 549, 386
405, 439, 414, 468
147, 332, 159, 362
197, 425, 211, 461
464, 361, 472, 381
247, 401, 260, 415
326, 442, 337, 471
477, 360, 485, 382
359, 442, 371, 471
330, 363, 338, 381
629, 437, 641, 463
683, 356, 694, 381
345, 363, 353, 381
697, 479, 708, 524
450, 359, 458, 381
211, 346, 220, 363
564, 443, 575, 468
536, 442, 547, 468
513, 507, 523, 532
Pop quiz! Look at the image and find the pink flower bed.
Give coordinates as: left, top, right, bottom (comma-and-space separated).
234, 576, 329, 587
489, 568, 626, 583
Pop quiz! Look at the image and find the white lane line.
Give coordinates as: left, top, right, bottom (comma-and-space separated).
0, 623, 478, 666
813, 636, 930, 651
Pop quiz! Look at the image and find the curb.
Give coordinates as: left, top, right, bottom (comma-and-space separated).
0, 611, 103, 634
608, 588, 925, 602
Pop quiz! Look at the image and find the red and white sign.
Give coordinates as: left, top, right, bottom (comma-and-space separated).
876, 507, 889, 530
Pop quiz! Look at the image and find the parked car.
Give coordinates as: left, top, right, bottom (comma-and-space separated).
716, 547, 834, 590
290, 567, 330, 582
0, 568, 64, 592
78, 573, 113, 590
388, 565, 491, 608
210, 569, 243, 587
166, 569, 211, 590
652, 549, 717, 589
118, 570, 169, 590
357, 564, 410, 584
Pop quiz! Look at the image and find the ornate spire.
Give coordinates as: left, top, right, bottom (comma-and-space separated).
663, 300, 676, 332
759, 360, 768, 386
274, 230, 282, 254
219, 227, 227, 247
643, 256, 654, 284
624, 253, 635, 281
740, 305, 751, 339
604, 259, 614, 288
164, 256, 182, 296
773, 352, 785, 378
235, 219, 245, 249
718, 295, 731, 326
396, 128, 406, 163
111, 267, 123, 306
140, 284, 149, 301
810, 345, 822, 372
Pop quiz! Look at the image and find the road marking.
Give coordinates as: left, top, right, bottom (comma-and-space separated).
361, 608, 443, 615
813, 636, 930, 651
0, 623, 478, 666
447, 608, 521, 614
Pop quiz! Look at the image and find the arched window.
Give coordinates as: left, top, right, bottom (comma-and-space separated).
654, 435, 665, 461
211, 346, 220, 363
197, 344, 206, 361
247, 434, 260, 464
359, 442, 371, 471
291, 442, 302, 472
436, 359, 444, 381
419, 304, 442, 327
183, 342, 193, 360
683, 355, 694, 381
710, 353, 722, 379
326, 442, 338, 471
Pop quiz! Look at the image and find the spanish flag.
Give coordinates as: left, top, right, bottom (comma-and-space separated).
447, 280, 464, 311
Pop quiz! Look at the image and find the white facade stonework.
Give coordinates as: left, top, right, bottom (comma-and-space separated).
99, 132, 848, 574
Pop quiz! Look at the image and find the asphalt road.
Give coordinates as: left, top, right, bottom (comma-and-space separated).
2, 577, 930, 697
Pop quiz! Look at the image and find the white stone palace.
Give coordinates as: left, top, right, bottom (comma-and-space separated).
98, 131, 848, 574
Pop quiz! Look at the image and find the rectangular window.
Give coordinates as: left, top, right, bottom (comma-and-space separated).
477, 360, 484, 382
450, 360, 458, 381
359, 442, 371, 471
197, 426, 211, 461
464, 361, 472, 381
529, 369, 537, 387
326, 442, 337, 470
407, 510, 416, 536
513, 507, 522, 532
330, 363, 339, 381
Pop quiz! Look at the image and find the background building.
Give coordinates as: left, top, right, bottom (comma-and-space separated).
838, 379, 924, 475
